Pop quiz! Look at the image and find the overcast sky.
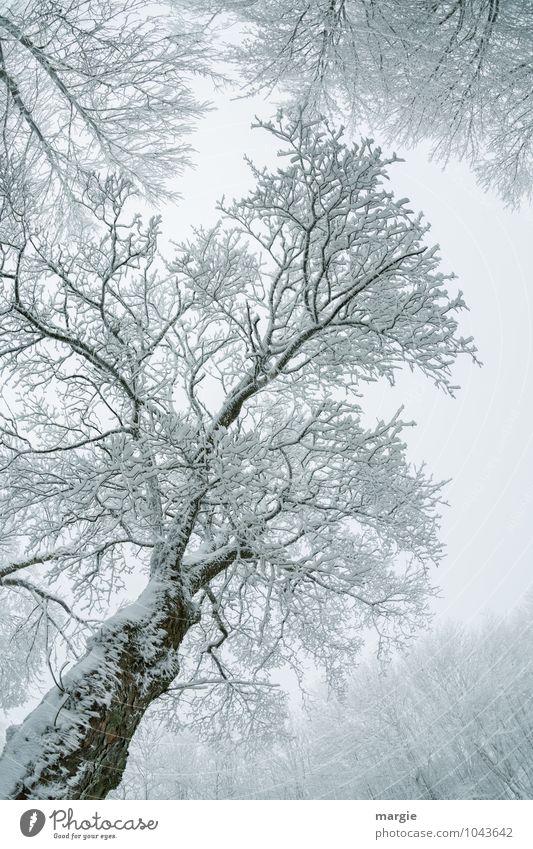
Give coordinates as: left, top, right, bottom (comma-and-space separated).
164, 83, 533, 625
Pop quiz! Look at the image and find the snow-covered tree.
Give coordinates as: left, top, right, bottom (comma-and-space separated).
0, 111, 475, 799
204, 0, 533, 204
0, 0, 207, 225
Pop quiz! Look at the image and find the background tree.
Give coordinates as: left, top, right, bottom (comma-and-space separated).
0, 111, 474, 799
202, 0, 533, 204
0, 0, 208, 231
288, 599, 533, 800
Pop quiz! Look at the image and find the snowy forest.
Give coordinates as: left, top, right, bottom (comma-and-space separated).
0, 0, 531, 801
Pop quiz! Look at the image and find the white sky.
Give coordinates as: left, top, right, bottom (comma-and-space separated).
163, 82, 533, 626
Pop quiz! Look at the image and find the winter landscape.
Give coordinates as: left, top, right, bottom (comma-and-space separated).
0, 0, 531, 801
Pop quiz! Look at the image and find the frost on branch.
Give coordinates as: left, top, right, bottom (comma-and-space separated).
204, 0, 533, 204
0, 114, 475, 799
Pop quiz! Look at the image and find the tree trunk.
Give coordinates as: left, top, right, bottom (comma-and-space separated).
0, 579, 199, 800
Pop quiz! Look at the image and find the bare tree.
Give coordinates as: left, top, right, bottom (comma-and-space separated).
203, 0, 533, 204
0, 112, 474, 799
0, 0, 208, 225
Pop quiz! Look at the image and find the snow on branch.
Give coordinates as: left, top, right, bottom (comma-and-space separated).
0, 112, 476, 799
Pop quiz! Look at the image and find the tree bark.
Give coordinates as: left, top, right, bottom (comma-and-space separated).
0, 579, 199, 800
